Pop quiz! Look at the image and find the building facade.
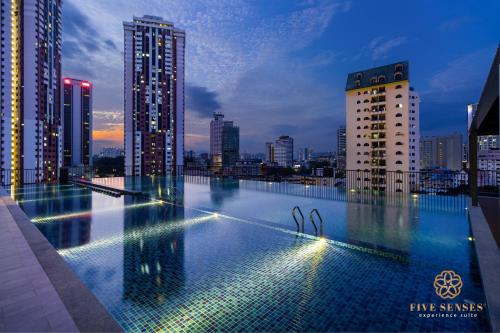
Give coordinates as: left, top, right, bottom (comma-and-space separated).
419, 133, 463, 171
210, 112, 225, 169
1, 0, 63, 184
63, 78, 92, 167
124, 16, 185, 176
345, 61, 420, 192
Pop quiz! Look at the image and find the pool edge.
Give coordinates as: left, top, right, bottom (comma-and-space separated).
0, 188, 123, 333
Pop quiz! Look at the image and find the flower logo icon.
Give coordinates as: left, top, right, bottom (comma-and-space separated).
433, 270, 463, 299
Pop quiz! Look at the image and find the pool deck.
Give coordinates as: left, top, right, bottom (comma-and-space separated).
0, 188, 122, 332
469, 201, 500, 333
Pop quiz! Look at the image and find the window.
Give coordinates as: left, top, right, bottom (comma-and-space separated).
357, 109, 361, 113
355, 80, 361, 87
357, 143, 361, 146
395, 64, 403, 72
357, 161, 361, 164
364, 143, 369, 147
396, 123, 402, 127
370, 77, 377, 84
363, 125, 369, 129
396, 160, 403, 165
396, 141, 403, 145
357, 117, 361, 121
357, 135, 361, 138
364, 117, 370, 120
395, 84, 402, 89
378, 75, 386, 83
357, 126, 361, 130
396, 103, 403, 108
357, 100, 361, 104
356, 73, 362, 80
394, 73, 402, 80
396, 94, 402, 98
396, 151, 403, 155
363, 99, 369, 103
395, 113, 402, 117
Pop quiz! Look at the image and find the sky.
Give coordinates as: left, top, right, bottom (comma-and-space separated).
62, 0, 500, 154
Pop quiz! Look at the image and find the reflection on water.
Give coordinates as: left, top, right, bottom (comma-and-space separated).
123, 189, 185, 305
14, 185, 92, 249
209, 178, 239, 207
345, 200, 418, 253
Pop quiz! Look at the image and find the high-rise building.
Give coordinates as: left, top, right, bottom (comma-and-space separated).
337, 126, 346, 169
419, 133, 463, 171
265, 142, 275, 164
345, 61, 420, 192
210, 113, 239, 169
1, 0, 63, 184
124, 16, 185, 176
298, 147, 313, 162
274, 136, 294, 167
210, 112, 225, 168
222, 122, 239, 167
62, 78, 92, 167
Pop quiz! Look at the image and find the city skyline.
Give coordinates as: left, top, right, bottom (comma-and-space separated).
61, 1, 500, 153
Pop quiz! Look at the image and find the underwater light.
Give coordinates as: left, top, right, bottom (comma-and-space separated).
31, 201, 162, 223
58, 213, 215, 256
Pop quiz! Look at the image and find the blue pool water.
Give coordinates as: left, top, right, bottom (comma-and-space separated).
7, 177, 490, 332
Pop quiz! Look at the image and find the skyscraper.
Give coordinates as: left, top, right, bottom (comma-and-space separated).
210, 113, 239, 169
1, 0, 63, 184
419, 133, 463, 171
63, 78, 93, 167
124, 16, 185, 176
345, 61, 420, 192
210, 112, 225, 169
265, 142, 275, 164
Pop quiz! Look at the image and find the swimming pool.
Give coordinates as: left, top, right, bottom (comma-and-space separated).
7, 177, 490, 332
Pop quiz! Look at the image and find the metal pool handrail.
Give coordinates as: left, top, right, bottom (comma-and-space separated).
309, 208, 323, 236
291, 206, 305, 232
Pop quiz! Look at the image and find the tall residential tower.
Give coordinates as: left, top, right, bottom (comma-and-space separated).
63, 78, 93, 167
124, 16, 185, 176
345, 62, 420, 192
1, 0, 63, 184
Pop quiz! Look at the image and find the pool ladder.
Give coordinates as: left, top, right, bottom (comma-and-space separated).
291, 206, 324, 236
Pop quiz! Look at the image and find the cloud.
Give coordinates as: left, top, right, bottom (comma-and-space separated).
369, 36, 407, 60
186, 84, 221, 118
438, 17, 471, 32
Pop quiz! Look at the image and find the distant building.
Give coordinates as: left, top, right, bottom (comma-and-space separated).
265, 142, 275, 164
266, 136, 294, 167
298, 147, 313, 162
345, 61, 420, 192
124, 16, 185, 176
63, 78, 93, 167
222, 122, 240, 167
210, 113, 225, 168
99, 148, 124, 158
210, 113, 239, 169
337, 126, 346, 169
420, 133, 463, 171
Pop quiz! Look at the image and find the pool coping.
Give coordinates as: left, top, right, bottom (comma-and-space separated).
469, 203, 500, 332
0, 188, 123, 332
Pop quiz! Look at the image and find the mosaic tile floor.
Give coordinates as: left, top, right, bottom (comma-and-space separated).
9, 184, 490, 332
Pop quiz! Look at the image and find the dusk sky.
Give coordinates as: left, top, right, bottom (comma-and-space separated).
62, 0, 500, 154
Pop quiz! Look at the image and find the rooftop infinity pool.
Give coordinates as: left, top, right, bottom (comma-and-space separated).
7, 176, 490, 332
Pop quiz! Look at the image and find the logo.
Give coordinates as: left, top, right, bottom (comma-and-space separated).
433, 270, 463, 299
